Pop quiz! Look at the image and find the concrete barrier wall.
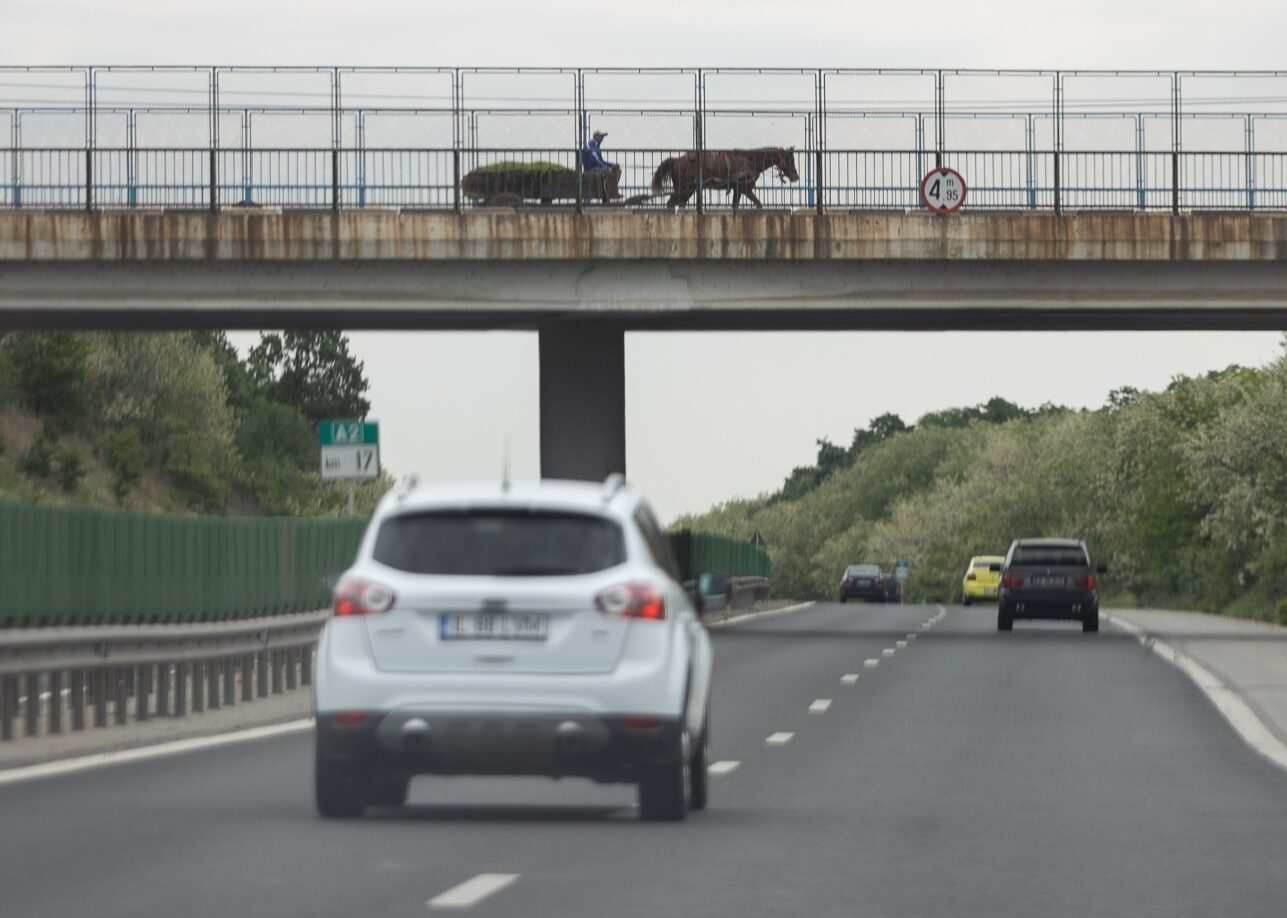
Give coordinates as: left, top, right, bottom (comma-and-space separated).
4, 210, 1287, 263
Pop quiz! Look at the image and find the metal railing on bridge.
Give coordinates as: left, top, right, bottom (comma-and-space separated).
8, 68, 1287, 214
5, 146, 1287, 214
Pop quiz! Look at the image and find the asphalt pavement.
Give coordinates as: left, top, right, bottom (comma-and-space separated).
3, 602, 1286, 918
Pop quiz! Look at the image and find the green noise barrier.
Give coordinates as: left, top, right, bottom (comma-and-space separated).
0, 500, 368, 628
667, 530, 771, 583
0, 501, 769, 628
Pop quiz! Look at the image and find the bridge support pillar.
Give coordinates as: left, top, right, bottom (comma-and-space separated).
539, 320, 625, 482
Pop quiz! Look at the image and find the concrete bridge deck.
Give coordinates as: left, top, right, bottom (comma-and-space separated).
2, 210, 1287, 331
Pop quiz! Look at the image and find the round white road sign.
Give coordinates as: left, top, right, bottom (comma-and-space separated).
920, 167, 967, 215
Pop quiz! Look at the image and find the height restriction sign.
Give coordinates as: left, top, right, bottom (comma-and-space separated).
920, 167, 967, 215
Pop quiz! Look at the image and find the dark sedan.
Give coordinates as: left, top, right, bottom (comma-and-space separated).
839, 564, 896, 603
997, 538, 1105, 633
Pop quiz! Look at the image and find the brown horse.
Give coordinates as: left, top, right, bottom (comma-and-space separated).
650, 147, 800, 209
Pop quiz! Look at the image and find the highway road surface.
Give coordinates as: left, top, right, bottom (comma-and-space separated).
3, 602, 1287, 917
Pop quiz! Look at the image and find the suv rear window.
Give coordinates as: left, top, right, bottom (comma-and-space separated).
1010, 546, 1089, 567
373, 510, 626, 576
848, 565, 880, 576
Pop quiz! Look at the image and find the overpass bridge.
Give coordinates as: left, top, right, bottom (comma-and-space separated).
3, 207, 1286, 479
4, 66, 1287, 478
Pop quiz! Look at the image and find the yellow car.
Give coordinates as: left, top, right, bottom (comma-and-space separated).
962, 555, 1004, 605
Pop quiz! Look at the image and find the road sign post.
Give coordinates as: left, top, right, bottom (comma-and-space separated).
319, 420, 380, 514
894, 560, 910, 603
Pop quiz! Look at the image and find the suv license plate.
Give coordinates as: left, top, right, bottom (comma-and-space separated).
1027, 576, 1066, 588
440, 613, 549, 641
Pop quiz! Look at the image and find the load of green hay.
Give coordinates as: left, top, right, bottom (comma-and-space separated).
461, 161, 619, 203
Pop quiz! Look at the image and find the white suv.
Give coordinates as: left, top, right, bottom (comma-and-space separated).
314, 475, 713, 821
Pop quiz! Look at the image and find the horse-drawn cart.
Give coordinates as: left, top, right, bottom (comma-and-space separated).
461, 161, 621, 206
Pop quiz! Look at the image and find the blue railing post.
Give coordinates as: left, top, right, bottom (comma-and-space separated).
1136, 114, 1145, 211
1026, 113, 1035, 209
1246, 114, 1255, 211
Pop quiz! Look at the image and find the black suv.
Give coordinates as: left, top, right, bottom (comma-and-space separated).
839, 564, 898, 604
997, 538, 1105, 633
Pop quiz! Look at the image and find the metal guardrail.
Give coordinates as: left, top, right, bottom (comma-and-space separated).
4, 146, 1285, 214
683, 576, 772, 614
0, 610, 326, 742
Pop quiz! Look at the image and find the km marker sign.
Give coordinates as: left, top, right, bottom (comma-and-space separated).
319, 420, 380, 481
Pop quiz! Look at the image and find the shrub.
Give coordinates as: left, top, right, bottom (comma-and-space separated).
100, 426, 146, 501
170, 460, 228, 514
54, 446, 85, 493
1276, 598, 1287, 627
19, 432, 55, 479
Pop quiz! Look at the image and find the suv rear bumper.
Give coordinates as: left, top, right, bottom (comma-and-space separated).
840, 587, 887, 602
1000, 592, 1098, 620
316, 710, 683, 784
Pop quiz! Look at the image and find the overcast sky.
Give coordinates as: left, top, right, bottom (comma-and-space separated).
6, 2, 1286, 520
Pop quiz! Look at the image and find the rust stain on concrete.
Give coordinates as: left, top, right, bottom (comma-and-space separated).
1, 210, 1287, 264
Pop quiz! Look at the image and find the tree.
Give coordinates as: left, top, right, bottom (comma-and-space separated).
6, 332, 91, 432
868, 412, 909, 441
248, 331, 370, 422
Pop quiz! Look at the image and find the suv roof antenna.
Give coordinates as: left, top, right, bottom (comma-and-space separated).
501, 435, 512, 493
396, 474, 419, 501
602, 472, 626, 503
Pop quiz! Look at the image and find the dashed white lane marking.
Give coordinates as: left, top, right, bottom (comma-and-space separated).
809, 698, 832, 713
0, 718, 314, 786
709, 760, 740, 776
765, 732, 794, 746
881, 648, 896, 657
896, 640, 908, 649
906, 633, 917, 641
863, 658, 880, 668
841, 674, 860, 685
428, 874, 520, 910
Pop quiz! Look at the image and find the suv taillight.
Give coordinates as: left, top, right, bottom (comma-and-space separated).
596, 583, 666, 620
874, 577, 884, 587
1074, 575, 1097, 590
842, 577, 854, 587
332, 579, 396, 617
1001, 573, 1023, 588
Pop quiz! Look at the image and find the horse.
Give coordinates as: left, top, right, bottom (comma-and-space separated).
650, 147, 799, 209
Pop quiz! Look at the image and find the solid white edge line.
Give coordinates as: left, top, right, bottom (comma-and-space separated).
765, 732, 794, 745
707, 600, 816, 630
0, 718, 315, 786
1104, 612, 1287, 773
709, 759, 740, 776
808, 698, 832, 713
427, 873, 520, 910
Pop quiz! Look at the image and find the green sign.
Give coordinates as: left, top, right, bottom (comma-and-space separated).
894, 560, 910, 582
319, 420, 379, 446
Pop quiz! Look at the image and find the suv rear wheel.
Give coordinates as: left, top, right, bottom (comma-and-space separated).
315, 754, 367, 819
638, 731, 690, 822
1082, 611, 1100, 634
689, 720, 710, 812
369, 776, 411, 808
997, 606, 1013, 631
